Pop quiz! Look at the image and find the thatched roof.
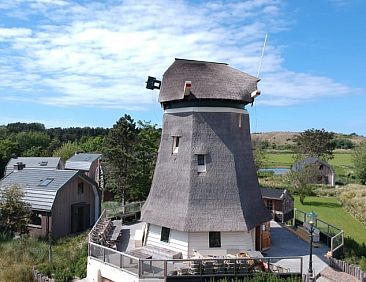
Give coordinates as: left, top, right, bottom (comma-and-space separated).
159, 58, 259, 104
141, 111, 271, 232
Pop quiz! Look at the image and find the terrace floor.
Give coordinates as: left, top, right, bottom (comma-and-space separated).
113, 219, 330, 277
264, 221, 329, 276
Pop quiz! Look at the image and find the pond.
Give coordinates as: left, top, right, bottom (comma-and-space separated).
258, 168, 290, 175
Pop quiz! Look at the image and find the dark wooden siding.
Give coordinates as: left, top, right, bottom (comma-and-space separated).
51, 176, 96, 238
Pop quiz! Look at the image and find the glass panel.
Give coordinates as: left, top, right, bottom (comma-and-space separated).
209, 232, 221, 248
160, 227, 170, 243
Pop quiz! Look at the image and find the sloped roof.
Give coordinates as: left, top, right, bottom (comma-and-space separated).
261, 187, 289, 200
5, 157, 62, 176
65, 153, 102, 171
0, 169, 79, 211
159, 58, 259, 104
292, 156, 334, 173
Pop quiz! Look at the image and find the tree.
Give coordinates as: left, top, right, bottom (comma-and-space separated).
102, 115, 139, 204
15, 131, 51, 153
352, 142, 366, 184
286, 164, 317, 204
79, 136, 104, 153
53, 141, 81, 162
252, 140, 267, 171
131, 121, 161, 201
0, 185, 31, 235
293, 128, 335, 161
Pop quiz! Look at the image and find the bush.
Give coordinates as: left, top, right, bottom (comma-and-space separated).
54, 266, 73, 282
73, 256, 87, 278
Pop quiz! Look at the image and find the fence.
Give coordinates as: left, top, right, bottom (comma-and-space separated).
103, 201, 145, 219
329, 257, 366, 282
32, 267, 54, 282
294, 208, 344, 257
89, 242, 303, 279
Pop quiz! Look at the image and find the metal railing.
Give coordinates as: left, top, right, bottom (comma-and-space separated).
103, 201, 145, 218
294, 208, 344, 257
89, 242, 303, 279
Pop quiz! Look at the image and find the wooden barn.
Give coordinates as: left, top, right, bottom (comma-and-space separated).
65, 153, 103, 187
141, 59, 272, 258
261, 187, 294, 223
0, 168, 100, 238
4, 156, 64, 177
292, 157, 336, 186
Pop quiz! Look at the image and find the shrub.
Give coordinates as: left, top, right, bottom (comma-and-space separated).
54, 266, 73, 282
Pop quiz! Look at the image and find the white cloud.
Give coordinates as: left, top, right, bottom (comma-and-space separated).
0, 0, 357, 109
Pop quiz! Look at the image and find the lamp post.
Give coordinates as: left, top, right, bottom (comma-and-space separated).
306, 211, 317, 282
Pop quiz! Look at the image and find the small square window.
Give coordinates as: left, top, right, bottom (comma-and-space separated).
30, 212, 42, 226
197, 154, 205, 165
160, 227, 170, 243
197, 154, 206, 173
209, 232, 221, 248
78, 182, 84, 194
172, 136, 180, 154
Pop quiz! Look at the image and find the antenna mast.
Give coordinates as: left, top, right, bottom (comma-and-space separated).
257, 33, 268, 78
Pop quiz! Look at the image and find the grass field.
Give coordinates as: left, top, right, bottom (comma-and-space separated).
265, 151, 353, 168
294, 196, 366, 245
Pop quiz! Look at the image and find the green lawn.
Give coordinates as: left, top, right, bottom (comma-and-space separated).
265, 151, 353, 169
294, 196, 366, 245
265, 152, 294, 168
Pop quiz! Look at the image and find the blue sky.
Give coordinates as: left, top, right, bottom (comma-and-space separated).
0, 0, 365, 135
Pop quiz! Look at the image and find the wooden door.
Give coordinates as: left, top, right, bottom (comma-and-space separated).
71, 202, 87, 233
261, 222, 271, 250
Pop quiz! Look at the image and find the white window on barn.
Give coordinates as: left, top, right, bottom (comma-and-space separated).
197, 154, 206, 173
172, 136, 180, 154
209, 232, 221, 248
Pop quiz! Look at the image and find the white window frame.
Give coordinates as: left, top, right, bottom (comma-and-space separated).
172, 136, 180, 154
197, 154, 206, 173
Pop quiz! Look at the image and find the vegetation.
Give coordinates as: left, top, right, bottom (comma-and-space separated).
294, 196, 366, 245
338, 184, 366, 226
102, 116, 160, 203
0, 122, 109, 177
294, 195, 366, 271
286, 165, 318, 204
0, 232, 88, 282
0, 185, 31, 236
352, 142, 366, 184
0, 120, 161, 203
293, 128, 335, 161
253, 140, 267, 171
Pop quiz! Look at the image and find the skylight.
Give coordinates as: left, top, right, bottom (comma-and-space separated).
39, 178, 54, 187
40, 161, 48, 166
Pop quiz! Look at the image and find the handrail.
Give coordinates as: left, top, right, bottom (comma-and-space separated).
88, 241, 303, 279
88, 209, 107, 243
331, 230, 344, 255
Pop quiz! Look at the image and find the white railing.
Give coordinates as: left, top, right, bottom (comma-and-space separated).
331, 230, 344, 256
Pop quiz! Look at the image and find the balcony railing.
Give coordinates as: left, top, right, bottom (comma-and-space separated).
89, 242, 303, 279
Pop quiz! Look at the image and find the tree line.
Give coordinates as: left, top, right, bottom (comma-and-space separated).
0, 117, 161, 204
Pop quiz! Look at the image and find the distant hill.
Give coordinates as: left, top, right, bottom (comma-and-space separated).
251, 131, 366, 149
